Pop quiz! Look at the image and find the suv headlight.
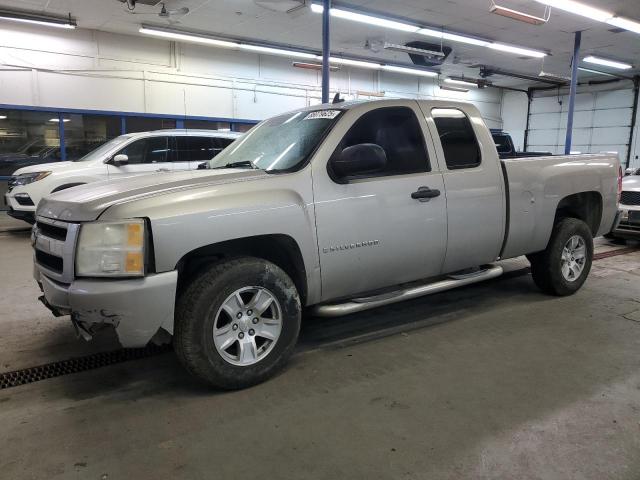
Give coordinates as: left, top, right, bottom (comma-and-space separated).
10, 171, 52, 187
76, 220, 146, 277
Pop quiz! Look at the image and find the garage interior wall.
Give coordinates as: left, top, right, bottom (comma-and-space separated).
0, 23, 504, 128
502, 81, 639, 166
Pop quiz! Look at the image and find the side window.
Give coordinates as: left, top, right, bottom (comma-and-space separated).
431, 108, 481, 169
118, 137, 170, 164
337, 106, 430, 178
211, 137, 234, 158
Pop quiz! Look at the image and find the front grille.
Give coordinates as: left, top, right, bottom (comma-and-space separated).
36, 221, 67, 241
620, 191, 640, 206
33, 216, 80, 282
35, 250, 63, 273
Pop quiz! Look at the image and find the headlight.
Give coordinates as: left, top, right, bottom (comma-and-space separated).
10, 171, 52, 187
76, 220, 146, 277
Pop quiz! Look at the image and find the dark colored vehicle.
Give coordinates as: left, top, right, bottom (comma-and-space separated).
0, 143, 62, 177
491, 130, 551, 159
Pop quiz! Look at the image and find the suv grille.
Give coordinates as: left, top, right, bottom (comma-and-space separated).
33, 217, 80, 283
35, 250, 64, 274
620, 191, 640, 206
36, 221, 68, 241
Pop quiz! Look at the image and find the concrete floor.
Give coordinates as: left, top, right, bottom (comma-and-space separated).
1, 212, 639, 479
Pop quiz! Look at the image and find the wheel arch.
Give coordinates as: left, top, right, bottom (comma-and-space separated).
554, 191, 603, 235
175, 234, 308, 305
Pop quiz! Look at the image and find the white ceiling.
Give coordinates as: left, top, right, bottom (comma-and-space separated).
0, 0, 638, 87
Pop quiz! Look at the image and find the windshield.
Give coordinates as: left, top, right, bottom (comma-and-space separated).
72, 135, 131, 162
208, 109, 342, 172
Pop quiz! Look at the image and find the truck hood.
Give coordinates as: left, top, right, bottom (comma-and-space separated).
37, 169, 268, 222
12, 160, 93, 176
622, 175, 640, 191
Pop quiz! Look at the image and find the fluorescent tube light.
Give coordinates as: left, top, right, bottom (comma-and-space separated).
329, 57, 381, 69
490, 5, 547, 25
583, 55, 632, 70
239, 44, 317, 59
311, 3, 419, 32
445, 78, 479, 88
382, 65, 438, 77
439, 85, 469, 93
0, 10, 76, 29
533, 0, 612, 22
139, 26, 240, 48
0, 115, 6, 119
606, 16, 640, 34
577, 67, 616, 77
49, 118, 70, 123
489, 43, 547, 58
418, 28, 490, 47
292, 62, 340, 71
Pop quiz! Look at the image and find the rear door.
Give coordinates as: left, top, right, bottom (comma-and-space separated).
423, 106, 505, 272
312, 103, 448, 301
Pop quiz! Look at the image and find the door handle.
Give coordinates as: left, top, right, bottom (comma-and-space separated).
411, 186, 441, 201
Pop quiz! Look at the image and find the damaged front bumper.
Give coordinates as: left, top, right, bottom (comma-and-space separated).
35, 268, 178, 348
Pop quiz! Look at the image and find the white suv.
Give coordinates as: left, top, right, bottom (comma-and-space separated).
5, 129, 241, 223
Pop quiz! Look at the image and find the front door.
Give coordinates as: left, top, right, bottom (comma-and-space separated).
312, 103, 448, 301
107, 136, 173, 177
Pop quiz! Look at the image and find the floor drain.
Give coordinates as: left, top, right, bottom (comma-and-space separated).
0, 344, 171, 389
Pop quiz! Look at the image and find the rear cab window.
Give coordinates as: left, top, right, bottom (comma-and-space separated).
431, 108, 481, 170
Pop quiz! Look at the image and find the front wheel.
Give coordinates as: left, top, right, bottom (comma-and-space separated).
528, 218, 593, 296
174, 257, 301, 389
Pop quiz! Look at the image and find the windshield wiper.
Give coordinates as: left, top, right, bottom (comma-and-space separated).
212, 161, 260, 170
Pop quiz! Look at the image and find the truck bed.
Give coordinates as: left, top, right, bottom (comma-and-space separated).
500, 153, 619, 259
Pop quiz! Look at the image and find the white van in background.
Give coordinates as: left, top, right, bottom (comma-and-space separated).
5, 129, 241, 223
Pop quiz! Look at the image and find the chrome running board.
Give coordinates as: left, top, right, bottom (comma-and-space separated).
312, 265, 503, 317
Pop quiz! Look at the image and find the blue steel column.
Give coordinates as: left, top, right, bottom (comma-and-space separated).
321, 0, 331, 104
564, 31, 581, 155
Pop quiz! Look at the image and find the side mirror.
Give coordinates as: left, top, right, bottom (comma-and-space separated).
330, 143, 387, 181
112, 154, 129, 166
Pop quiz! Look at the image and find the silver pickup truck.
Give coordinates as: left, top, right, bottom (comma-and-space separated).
32, 99, 620, 388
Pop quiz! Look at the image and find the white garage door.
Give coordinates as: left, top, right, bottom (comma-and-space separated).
526, 88, 634, 163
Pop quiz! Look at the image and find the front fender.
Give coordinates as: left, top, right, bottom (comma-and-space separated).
100, 170, 322, 304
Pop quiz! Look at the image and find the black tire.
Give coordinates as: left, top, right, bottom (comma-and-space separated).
174, 257, 301, 389
527, 218, 593, 296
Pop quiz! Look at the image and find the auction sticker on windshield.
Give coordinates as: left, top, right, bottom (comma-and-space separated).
304, 110, 341, 120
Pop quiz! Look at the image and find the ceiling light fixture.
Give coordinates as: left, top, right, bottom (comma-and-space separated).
310, 3, 419, 32
606, 16, 640, 34
382, 65, 438, 77
583, 55, 632, 70
577, 67, 616, 77
0, 115, 7, 119
490, 4, 549, 25
0, 9, 76, 29
534, 0, 640, 37
445, 78, 479, 88
439, 85, 469, 93
329, 57, 381, 69
239, 44, 317, 59
292, 62, 340, 71
488, 43, 547, 58
139, 26, 239, 48
310, 2, 546, 57
383, 42, 445, 58
49, 118, 70, 123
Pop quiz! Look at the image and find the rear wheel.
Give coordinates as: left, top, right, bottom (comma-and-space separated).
528, 218, 593, 296
174, 257, 301, 389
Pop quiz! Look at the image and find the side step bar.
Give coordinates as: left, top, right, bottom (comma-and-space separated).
312, 265, 504, 317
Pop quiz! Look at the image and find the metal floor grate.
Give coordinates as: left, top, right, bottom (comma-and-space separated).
0, 344, 171, 390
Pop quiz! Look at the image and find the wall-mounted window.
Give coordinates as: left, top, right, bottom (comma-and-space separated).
0, 109, 61, 177
125, 117, 176, 133
63, 114, 121, 161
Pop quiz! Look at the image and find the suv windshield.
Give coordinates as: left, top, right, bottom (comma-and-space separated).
208, 109, 342, 172
72, 135, 131, 162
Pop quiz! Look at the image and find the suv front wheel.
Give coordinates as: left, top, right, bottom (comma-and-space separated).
174, 257, 301, 389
